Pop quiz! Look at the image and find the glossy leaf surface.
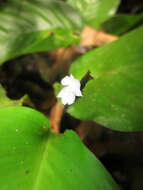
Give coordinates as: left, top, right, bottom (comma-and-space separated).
67, 0, 120, 28
0, 0, 83, 65
0, 106, 119, 189
68, 26, 143, 131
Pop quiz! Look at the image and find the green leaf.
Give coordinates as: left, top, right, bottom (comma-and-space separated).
67, 0, 120, 29
0, 84, 24, 107
68, 26, 143, 131
0, 0, 83, 65
102, 13, 143, 35
0, 106, 119, 189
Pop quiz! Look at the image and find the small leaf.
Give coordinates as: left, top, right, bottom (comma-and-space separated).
68, 26, 143, 131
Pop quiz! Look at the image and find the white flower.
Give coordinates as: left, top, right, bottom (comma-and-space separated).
57, 74, 82, 105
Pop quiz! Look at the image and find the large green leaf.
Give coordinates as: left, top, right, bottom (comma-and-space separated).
0, 106, 119, 189
102, 13, 143, 35
68, 26, 143, 131
67, 0, 120, 29
0, 0, 83, 65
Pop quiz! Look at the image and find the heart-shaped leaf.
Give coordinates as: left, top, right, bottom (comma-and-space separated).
0, 0, 83, 65
68, 26, 143, 131
0, 106, 119, 189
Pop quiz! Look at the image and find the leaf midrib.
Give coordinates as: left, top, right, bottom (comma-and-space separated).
32, 133, 51, 190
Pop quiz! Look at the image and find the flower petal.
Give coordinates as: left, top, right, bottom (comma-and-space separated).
57, 88, 66, 98
62, 94, 75, 105
57, 74, 82, 105
61, 76, 70, 86
67, 94, 76, 105
75, 88, 82, 97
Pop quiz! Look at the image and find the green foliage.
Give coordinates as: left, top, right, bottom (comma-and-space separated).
0, 84, 24, 107
0, 0, 83, 65
67, 0, 120, 29
68, 26, 143, 131
102, 13, 143, 35
1, 0, 143, 188
0, 106, 119, 190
